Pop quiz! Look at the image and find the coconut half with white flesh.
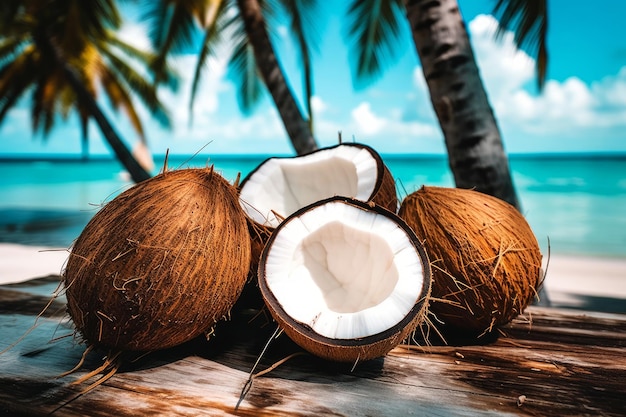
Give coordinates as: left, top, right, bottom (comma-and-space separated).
238, 143, 397, 277
258, 197, 431, 363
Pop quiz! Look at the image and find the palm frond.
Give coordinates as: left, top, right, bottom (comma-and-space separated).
492, 0, 548, 90
228, 33, 263, 114
189, 0, 230, 112
106, 33, 180, 91
0, 49, 36, 95
274, 0, 323, 53
62, 2, 91, 55
0, 1, 24, 29
31, 73, 61, 137
0, 85, 27, 125
274, 0, 324, 130
101, 48, 171, 129
59, 0, 121, 55
99, 65, 146, 140
144, 0, 202, 84
144, 0, 173, 51
145, 0, 202, 55
0, 54, 38, 125
0, 38, 28, 66
75, 0, 122, 36
59, 81, 77, 120
344, 0, 405, 88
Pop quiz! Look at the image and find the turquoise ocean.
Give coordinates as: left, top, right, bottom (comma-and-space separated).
1, 154, 625, 259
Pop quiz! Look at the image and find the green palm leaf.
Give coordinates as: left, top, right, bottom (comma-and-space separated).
146, 0, 200, 54
107, 33, 180, 91
100, 43, 172, 129
144, 0, 206, 83
229, 31, 263, 114
493, 0, 548, 90
189, 0, 229, 114
0, 53, 37, 124
273, 0, 323, 131
0, 38, 27, 67
0, 1, 21, 28
0, 0, 172, 179
344, 0, 405, 88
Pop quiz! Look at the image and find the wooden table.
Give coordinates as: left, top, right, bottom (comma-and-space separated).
1, 275, 624, 416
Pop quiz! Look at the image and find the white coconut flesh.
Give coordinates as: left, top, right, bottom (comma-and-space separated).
239, 145, 379, 228
263, 201, 425, 340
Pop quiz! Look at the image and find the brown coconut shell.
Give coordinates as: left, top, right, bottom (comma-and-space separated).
239, 143, 397, 277
398, 186, 542, 336
258, 197, 431, 363
63, 167, 251, 351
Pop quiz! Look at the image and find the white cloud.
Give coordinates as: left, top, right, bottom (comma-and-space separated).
170, 54, 229, 118
469, 15, 535, 96
351, 102, 387, 135
311, 96, 327, 113
345, 101, 441, 152
594, 67, 626, 107
118, 21, 152, 51
388, 14, 626, 154
461, 14, 626, 151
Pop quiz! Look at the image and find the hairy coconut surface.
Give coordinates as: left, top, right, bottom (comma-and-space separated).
238, 143, 397, 277
63, 168, 251, 351
258, 197, 431, 363
398, 186, 543, 335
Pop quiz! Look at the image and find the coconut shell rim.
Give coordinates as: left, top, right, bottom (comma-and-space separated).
257, 196, 432, 350
238, 143, 394, 225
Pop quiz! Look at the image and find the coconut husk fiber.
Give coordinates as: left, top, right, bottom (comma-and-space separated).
398, 186, 543, 336
63, 167, 251, 352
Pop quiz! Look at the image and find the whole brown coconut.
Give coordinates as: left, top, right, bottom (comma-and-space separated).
398, 186, 543, 336
63, 168, 251, 351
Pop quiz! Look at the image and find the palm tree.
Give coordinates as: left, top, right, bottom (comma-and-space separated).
345, 0, 547, 209
144, 0, 319, 155
0, 0, 175, 183
236, 0, 318, 154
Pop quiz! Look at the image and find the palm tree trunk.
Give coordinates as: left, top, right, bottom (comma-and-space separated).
236, 0, 318, 155
404, 0, 520, 209
81, 135, 89, 161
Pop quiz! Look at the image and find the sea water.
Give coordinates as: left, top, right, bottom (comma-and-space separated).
1, 154, 625, 258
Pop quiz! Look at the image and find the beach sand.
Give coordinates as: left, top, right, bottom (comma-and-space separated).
1, 243, 625, 313
0, 243, 69, 284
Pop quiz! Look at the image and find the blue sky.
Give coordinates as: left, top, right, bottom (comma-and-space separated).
1, 0, 626, 157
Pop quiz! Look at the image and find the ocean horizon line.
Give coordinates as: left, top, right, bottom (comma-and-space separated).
1, 150, 626, 162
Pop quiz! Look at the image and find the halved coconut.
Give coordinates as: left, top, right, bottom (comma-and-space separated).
239, 143, 397, 228
258, 197, 431, 363
238, 143, 397, 278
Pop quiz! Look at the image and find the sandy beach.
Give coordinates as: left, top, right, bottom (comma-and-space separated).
1, 242, 625, 313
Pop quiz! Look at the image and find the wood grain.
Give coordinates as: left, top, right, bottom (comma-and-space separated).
1, 276, 625, 416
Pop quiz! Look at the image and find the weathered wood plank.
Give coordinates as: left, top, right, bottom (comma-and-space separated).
1, 278, 625, 416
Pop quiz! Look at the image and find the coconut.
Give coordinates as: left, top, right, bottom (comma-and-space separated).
238, 143, 397, 275
258, 197, 431, 363
63, 167, 251, 352
398, 186, 543, 336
